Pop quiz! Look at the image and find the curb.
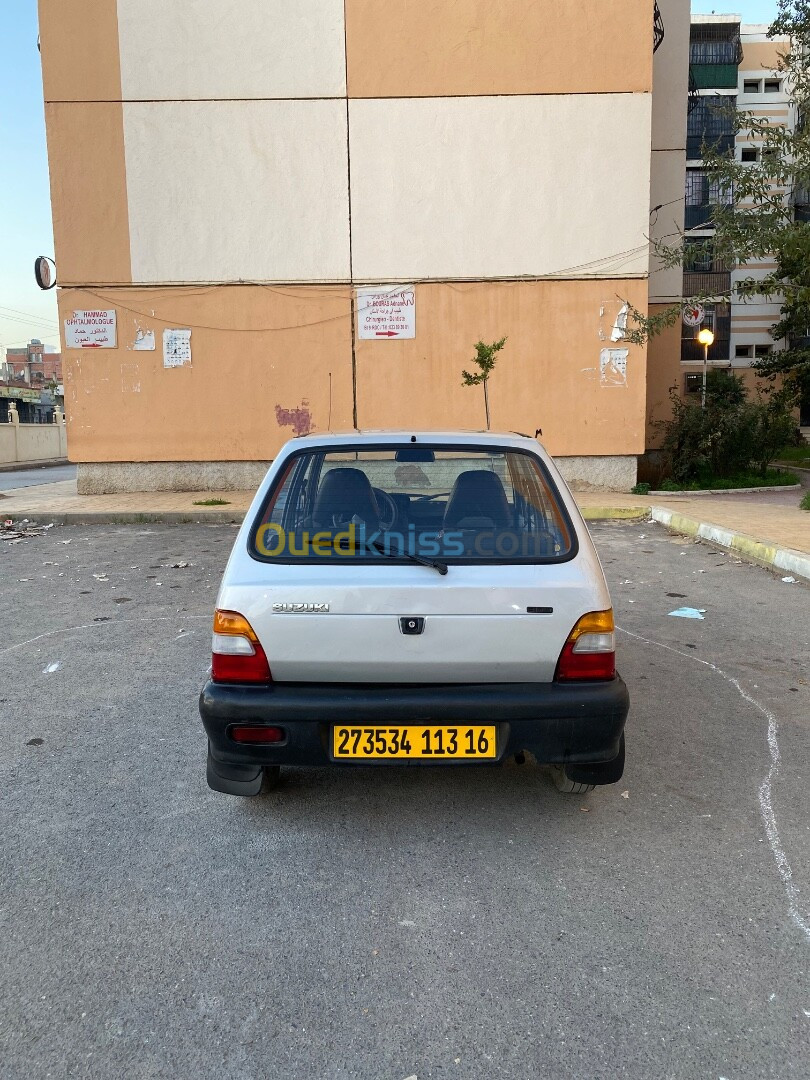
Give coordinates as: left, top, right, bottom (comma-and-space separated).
580, 506, 649, 521
0, 458, 69, 474
647, 483, 801, 496
650, 506, 810, 584
9, 510, 245, 526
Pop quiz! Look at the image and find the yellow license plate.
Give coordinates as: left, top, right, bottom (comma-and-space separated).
332, 725, 497, 760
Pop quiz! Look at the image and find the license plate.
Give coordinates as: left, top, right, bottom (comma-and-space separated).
332, 725, 497, 760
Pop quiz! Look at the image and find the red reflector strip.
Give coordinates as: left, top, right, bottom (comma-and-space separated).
230, 725, 286, 744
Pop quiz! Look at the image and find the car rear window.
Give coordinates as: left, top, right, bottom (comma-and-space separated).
249, 445, 575, 564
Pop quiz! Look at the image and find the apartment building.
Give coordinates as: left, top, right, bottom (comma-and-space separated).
39, 0, 689, 493
681, 18, 791, 390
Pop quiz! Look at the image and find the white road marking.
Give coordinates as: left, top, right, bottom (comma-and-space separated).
0, 615, 210, 657
617, 625, 810, 944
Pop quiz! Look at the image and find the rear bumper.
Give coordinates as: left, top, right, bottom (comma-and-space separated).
200, 677, 629, 769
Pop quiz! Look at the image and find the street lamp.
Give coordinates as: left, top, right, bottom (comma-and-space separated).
697, 328, 715, 409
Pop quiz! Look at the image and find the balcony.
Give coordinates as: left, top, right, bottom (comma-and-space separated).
683, 270, 732, 298
689, 26, 742, 90
687, 96, 736, 161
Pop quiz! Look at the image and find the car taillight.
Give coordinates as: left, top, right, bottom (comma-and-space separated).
211, 609, 272, 684
555, 609, 616, 682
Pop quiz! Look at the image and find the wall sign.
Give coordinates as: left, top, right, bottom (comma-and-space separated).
356, 285, 416, 340
64, 310, 117, 349
163, 328, 192, 367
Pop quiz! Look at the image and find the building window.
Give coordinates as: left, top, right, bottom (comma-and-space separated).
754, 344, 773, 357
741, 146, 759, 162
764, 79, 782, 93
744, 79, 762, 94
685, 373, 703, 394
735, 344, 754, 358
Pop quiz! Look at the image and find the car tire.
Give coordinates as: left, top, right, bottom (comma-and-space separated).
549, 767, 595, 795
262, 766, 282, 792
206, 747, 281, 797
549, 733, 626, 793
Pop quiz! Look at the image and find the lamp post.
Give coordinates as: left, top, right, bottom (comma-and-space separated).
697, 328, 715, 409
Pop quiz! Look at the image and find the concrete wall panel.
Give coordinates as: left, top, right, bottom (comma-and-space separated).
354, 280, 649, 458
39, 0, 122, 102
116, 0, 347, 99
45, 103, 132, 285
345, 0, 652, 98
58, 286, 355, 463
123, 101, 351, 283
349, 94, 652, 281
649, 149, 686, 304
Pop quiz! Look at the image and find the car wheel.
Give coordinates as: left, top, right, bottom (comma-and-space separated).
549, 766, 595, 795
206, 747, 281, 797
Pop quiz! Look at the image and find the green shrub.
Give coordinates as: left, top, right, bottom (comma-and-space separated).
801, 491, 810, 511
631, 482, 651, 495
657, 371, 798, 483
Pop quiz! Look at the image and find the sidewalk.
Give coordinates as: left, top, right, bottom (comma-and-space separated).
2, 476, 809, 581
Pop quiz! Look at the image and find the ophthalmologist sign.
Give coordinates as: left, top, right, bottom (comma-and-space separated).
356, 286, 416, 340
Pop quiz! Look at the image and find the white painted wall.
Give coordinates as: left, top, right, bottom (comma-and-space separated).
124, 100, 351, 283
348, 94, 652, 281
116, 0, 347, 99
649, 150, 686, 304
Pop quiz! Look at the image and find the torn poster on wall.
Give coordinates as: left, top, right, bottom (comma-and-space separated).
132, 325, 155, 351
163, 328, 191, 367
599, 348, 628, 387
64, 310, 117, 349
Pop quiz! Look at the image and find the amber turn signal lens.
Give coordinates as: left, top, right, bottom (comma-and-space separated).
213, 609, 259, 641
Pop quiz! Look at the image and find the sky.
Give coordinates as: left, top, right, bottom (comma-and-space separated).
0, 1, 59, 354
0, 1, 783, 357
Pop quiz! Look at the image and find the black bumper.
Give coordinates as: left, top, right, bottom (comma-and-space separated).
200, 677, 629, 771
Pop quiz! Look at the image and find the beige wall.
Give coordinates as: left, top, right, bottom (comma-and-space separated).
649, 0, 688, 306
123, 100, 351, 283
57, 286, 355, 463
117, 0, 347, 99
345, 0, 652, 97
0, 422, 68, 465
44, 103, 131, 286
645, 306, 683, 447
349, 94, 652, 281
356, 280, 649, 458
58, 279, 647, 463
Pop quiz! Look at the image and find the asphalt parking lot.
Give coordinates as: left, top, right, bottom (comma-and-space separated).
1, 521, 807, 1080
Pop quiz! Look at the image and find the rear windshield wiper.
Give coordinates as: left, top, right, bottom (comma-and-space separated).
369, 539, 448, 576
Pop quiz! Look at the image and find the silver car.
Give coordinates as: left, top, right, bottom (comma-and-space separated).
199, 431, 628, 796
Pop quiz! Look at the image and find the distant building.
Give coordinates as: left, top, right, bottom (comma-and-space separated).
647, 16, 804, 438
4, 340, 63, 386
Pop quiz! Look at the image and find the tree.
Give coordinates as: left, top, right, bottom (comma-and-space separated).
626, 0, 810, 401
462, 337, 507, 430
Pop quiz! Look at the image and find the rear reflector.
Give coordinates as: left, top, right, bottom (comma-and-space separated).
230, 725, 285, 744
211, 609, 271, 685
555, 609, 616, 682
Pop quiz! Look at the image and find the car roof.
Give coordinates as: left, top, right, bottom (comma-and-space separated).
290, 429, 541, 449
